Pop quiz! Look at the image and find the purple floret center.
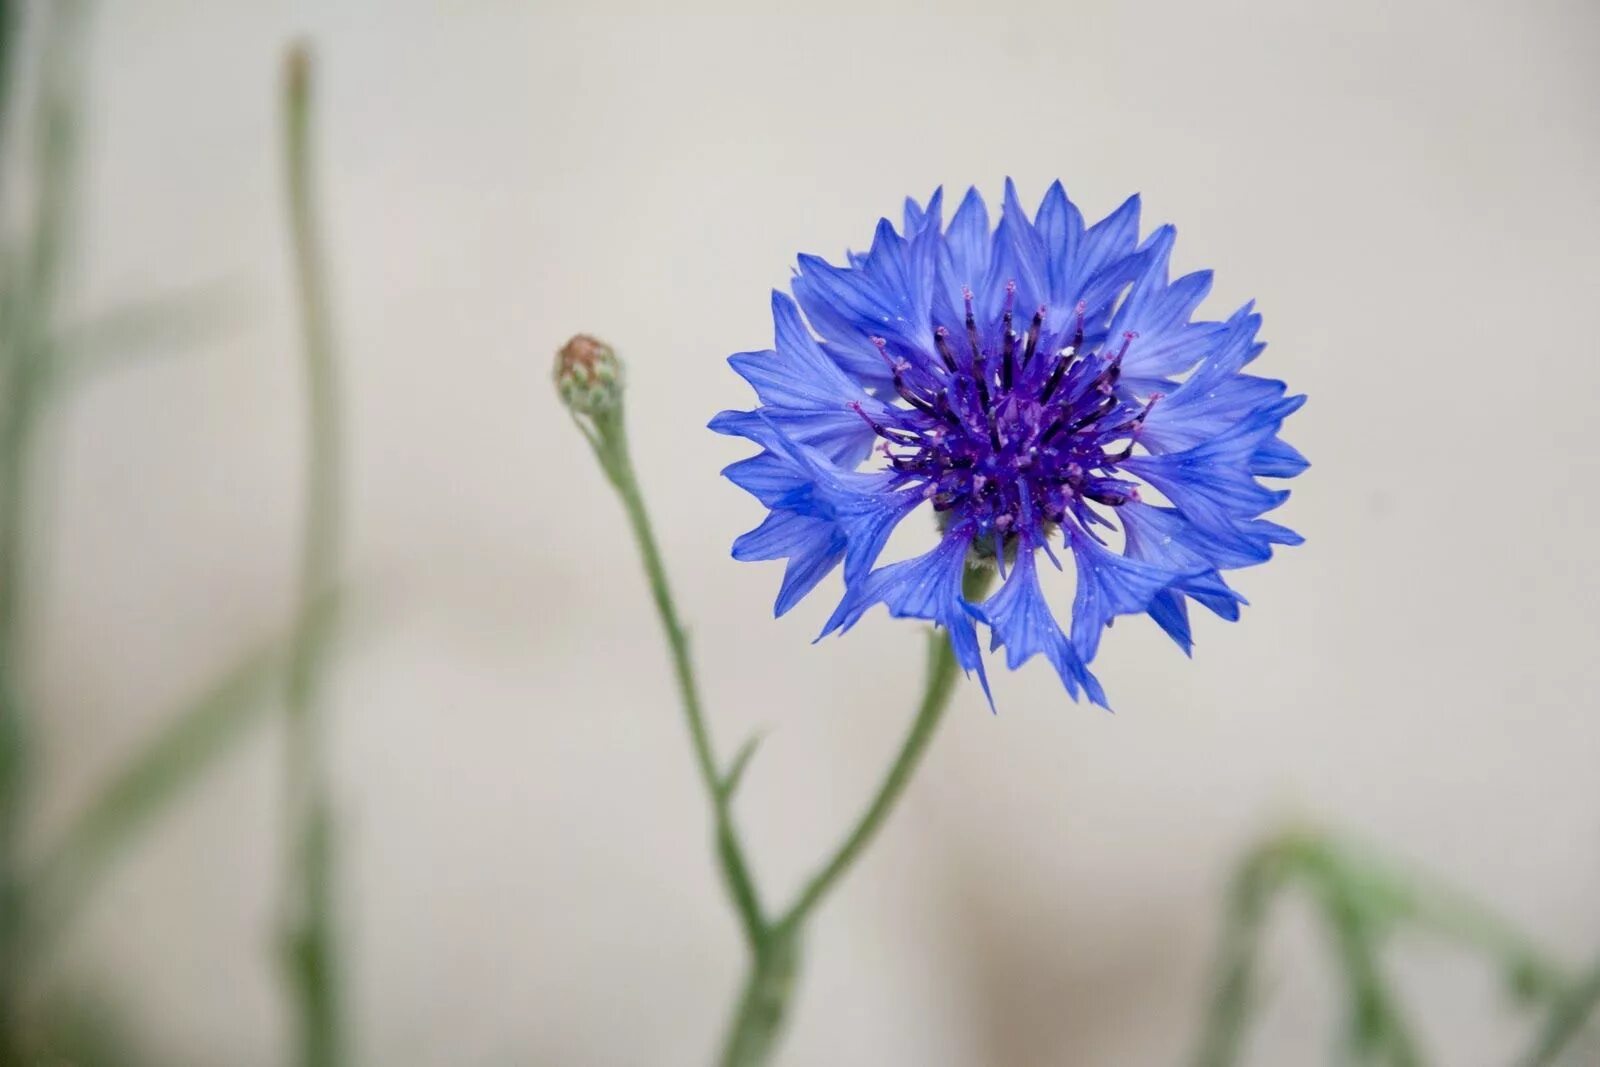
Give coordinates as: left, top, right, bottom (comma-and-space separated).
852, 282, 1158, 551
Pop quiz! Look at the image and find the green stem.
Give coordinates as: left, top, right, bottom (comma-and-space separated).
576, 390, 990, 1066
590, 409, 766, 947
780, 573, 985, 930
719, 568, 991, 1067
1307, 834, 1570, 1003
717, 932, 800, 1067
0, 5, 89, 1057
281, 42, 344, 1067
1315, 880, 1421, 1067
1193, 829, 1575, 1067
0, 335, 34, 1065
1192, 842, 1289, 1067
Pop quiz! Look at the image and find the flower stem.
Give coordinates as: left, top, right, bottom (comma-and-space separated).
575, 388, 990, 1065
718, 568, 991, 1066
281, 42, 345, 1067
586, 407, 766, 947
1191, 840, 1287, 1067
717, 931, 800, 1067
780, 572, 987, 931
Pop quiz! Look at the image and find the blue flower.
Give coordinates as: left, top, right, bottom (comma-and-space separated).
712, 181, 1306, 708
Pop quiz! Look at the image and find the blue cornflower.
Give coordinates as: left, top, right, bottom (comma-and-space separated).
711, 181, 1306, 707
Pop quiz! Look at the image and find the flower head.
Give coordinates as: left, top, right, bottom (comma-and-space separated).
712, 181, 1306, 707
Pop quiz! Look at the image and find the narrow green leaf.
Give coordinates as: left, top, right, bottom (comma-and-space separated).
21, 624, 301, 959
49, 278, 247, 389
720, 733, 764, 801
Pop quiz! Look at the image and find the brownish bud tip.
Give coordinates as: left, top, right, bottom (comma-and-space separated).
554, 334, 624, 415
285, 40, 312, 99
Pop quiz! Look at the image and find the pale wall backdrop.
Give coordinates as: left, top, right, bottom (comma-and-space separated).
26, 3, 1600, 1064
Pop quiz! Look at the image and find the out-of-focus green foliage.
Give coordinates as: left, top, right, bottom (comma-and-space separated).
1193, 827, 1596, 1067
0, 6, 339, 1065
23, 611, 327, 960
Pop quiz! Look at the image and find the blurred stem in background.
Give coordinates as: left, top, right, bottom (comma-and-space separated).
1193, 827, 1594, 1067
281, 41, 346, 1067
0, 5, 335, 1063
0, 1, 91, 1056
561, 338, 994, 1067
1522, 956, 1600, 1067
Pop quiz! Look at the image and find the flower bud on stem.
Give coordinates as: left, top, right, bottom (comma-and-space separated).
561, 336, 991, 1066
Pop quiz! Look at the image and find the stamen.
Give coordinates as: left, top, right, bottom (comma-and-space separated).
1039, 349, 1074, 403
1101, 443, 1135, 462
1039, 395, 1122, 445
971, 354, 994, 417
1107, 392, 1161, 435
966, 389, 998, 450
1114, 330, 1137, 363
1096, 341, 1132, 393
963, 287, 981, 362
928, 391, 963, 427
870, 335, 896, 369
933, 326, 959, 373
849, 401, 920, 444
862, 289, 1162, 553
893, 371, 941, 419
1021, 305, 1045, 369
1000, 282, 1018, 391
1101, 362, 1122, 392
1085, 482, 1139, 507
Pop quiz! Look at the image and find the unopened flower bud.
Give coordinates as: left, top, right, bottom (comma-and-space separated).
554, 334, 624, 416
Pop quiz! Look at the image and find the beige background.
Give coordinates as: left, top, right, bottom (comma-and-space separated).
20, 2, 1600, 1064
